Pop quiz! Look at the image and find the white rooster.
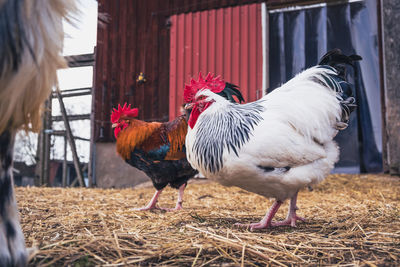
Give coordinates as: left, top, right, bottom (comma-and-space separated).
184, 49, 361, 230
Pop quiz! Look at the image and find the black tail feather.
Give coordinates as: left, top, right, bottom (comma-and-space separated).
318, 49, 362, 130
318, 48, 362, 80
217, 83, 245, 103
318, 48, 362, 67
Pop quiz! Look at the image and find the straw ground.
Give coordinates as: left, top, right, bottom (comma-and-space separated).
17, 174, 399, 266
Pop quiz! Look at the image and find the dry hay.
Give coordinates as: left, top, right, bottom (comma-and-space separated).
16, 174, 400, 266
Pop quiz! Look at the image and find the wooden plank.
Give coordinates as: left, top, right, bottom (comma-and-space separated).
65, 54, 95, 67
184, 11, 193, 85
127, 0, 137, 109
51, 130, 90, 142
52, 114, 91, 122
55, 88, 86, 187
175, 13, 185, 117
94, 0, 110, 141
52, 89, 92, 98
62, 134, 67, 187
109, 0, 119, 116
135, 0, 146, 119
104, 0, 114, 141
377, 0, 387, 173
169, 14, 178, 120
118, 0, 127, 106
148, 0, 159, 120
381, 0, 400, 175
40, 98, 52, 186
158, 0, 172, 122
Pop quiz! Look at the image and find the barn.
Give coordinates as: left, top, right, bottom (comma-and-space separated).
89, 0, 399, 188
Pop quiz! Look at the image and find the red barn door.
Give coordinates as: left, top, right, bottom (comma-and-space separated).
169, 3, 263, 120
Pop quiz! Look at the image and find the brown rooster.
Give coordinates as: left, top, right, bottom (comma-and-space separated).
111, 103, 198, 211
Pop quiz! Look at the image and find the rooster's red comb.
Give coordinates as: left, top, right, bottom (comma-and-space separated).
110, 103, 139, 123
184, 72, 225, 103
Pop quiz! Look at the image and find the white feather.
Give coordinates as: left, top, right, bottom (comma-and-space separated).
186, 66, 343, 201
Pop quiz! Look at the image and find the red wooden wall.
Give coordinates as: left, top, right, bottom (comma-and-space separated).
169, 3, 263, 119
94, 0, 309, 142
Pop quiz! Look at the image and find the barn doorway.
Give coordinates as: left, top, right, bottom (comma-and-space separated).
268, 0, 382, 173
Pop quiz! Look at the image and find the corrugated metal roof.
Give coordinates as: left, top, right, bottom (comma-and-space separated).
169, 3, 263, 119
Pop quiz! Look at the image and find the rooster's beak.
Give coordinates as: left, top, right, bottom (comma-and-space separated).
184, 103, 194, 110
112, 123, 118, 128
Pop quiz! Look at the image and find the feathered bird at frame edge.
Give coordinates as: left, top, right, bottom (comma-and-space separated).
184, 49, 361, 230
0, 0, 78, 265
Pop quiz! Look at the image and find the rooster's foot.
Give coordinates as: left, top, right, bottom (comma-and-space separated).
158, 206, 182, 212
160, 201, 183, 212
235, 200, 283, 230
133, 190, 163, 211
133, 205, 160, 211
133, 205, 183, 212
234, 221, 271, 230
269, 191, 306, 227
271, 215, 306, 227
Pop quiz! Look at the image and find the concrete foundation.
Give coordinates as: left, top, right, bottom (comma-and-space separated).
94, 142, 149, 188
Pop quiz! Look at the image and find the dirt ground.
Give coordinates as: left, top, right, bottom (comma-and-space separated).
16, 174, 400, 266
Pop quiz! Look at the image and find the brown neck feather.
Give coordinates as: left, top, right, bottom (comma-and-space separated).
116, 119, 161, 159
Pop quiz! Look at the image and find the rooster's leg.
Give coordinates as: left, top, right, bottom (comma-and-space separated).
173, 183, 186, 210
235, 200, 282, 230
271, 191, 306, 227
133, 190, 163, 211
159, 183, 186, 212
